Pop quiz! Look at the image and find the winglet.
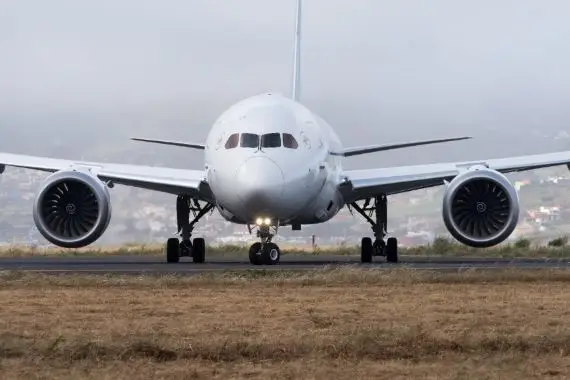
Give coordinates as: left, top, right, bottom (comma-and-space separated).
130, 137, 205, 150
331, 136, 472, 157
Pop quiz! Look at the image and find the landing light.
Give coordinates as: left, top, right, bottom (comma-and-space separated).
255, 217, 272, 226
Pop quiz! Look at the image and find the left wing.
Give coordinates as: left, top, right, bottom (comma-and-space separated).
0, 152, 213, 201
331, 136, 471, 157
340, 150, 570, 202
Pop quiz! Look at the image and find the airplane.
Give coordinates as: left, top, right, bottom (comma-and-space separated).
1, 0, 570, 265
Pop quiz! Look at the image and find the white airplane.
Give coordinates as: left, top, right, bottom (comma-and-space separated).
1, 0, 569, 265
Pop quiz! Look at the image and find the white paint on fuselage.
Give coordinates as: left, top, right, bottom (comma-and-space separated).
205, 93, 345, 225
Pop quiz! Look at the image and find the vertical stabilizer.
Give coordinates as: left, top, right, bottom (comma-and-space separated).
291, 0, 302, 101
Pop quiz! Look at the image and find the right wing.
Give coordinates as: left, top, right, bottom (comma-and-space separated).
340, 150, 570, 202
0, 152, 213, 201
130, 137, 206, 150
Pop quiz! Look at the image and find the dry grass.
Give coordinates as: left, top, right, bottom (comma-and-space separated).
4, 236, 570, 259
1, 268, 570, 379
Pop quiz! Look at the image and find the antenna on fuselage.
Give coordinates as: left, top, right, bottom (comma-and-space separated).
291, 0, 302, 102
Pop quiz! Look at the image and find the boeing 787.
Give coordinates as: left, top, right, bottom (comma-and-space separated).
1, 0, 568, 265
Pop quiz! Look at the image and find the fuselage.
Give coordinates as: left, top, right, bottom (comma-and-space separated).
204, 92, 345, 226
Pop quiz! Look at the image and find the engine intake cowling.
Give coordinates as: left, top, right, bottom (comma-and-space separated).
33, 170, 112, 248
442, 167, 519, 248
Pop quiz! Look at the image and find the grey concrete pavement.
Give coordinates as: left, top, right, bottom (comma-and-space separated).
0, 254, 569, 274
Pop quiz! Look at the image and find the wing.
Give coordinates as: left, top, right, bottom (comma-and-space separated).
130, 137, 205, 150
330, 136, 471, 157
0, 152, 213, 201
340, 150, 570, 202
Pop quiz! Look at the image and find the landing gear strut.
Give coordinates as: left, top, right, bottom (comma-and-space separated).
248, 224, 280, 265
165, 195, 214, 263
349, 194, 398, 263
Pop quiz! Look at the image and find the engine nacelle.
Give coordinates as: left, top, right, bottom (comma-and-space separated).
33, 170, 112, 248
442, 167, 519, 248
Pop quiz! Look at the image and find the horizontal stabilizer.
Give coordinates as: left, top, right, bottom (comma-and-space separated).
131, 137, 205, 150
331, 136, 472, 157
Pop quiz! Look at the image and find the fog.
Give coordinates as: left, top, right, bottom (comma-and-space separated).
2, 0, 570, 168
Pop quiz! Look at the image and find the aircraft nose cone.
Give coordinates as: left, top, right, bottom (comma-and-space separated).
235, 157, 284, 214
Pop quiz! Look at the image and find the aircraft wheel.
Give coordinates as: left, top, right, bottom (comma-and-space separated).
166, 238, 180, 263
361, 237, 373, 263
249, 242, 262, 265
386, 237, 398, 263
262, 243, 280, 265
192, 238, 205, 263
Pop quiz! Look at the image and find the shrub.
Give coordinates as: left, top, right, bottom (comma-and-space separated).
548, 236, 568, 247
514, 238, 531, 249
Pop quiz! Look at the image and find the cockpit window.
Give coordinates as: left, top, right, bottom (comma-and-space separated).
227, 132, 298, 149
240, 133, 259, 148
261, 133, 281, 148
224, 133, 239, 149
283, 133, 299, 149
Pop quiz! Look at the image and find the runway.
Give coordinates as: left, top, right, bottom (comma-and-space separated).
0, 254, 569, 274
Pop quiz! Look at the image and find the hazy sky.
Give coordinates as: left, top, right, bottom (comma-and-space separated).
2, 0, 570, 107
2, 0, 570, 164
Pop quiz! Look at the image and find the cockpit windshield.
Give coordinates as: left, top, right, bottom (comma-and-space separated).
240, 133, 259, 148
224, 133, 299, 150
260, 133, 281, 148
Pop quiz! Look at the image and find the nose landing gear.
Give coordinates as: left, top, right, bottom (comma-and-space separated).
248, 224, 281, 265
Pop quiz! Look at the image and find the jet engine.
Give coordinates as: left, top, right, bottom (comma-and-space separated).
442, 167, 519, 248
32, 170, 112, 248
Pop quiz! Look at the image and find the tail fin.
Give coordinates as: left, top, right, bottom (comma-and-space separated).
291, 0, 302, 101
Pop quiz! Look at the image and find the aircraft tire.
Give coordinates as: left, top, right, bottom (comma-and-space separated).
192, 238, 205, 263
166, 238, 180, 263
249, 242, 262, 265
361, 237, 373, 263
386, 237, 398, 263
262, 243, 280, 265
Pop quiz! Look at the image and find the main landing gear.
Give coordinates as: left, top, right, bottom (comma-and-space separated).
349, 194, 398, 263
165, 195, 214, 263
248, 223, 281, 265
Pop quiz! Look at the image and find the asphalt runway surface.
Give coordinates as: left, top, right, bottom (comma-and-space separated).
0, 254, 569, 274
